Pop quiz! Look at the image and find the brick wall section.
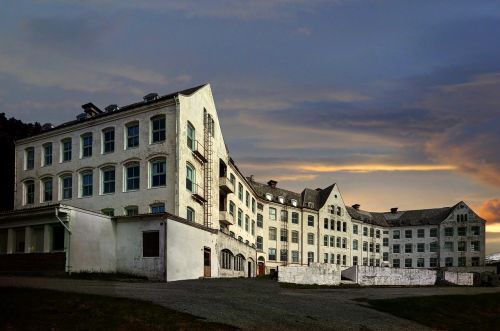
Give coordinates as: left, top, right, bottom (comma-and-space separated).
279, 263, 342, 285
0, 252, 65, 273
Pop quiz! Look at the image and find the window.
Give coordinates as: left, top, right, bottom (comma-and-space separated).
444, 241, 454, 252
375, 229, 379, 238
292, 212, 299, 224
252, 198, 256, 213
417, 243, 425, 252
151, 159, 167, 187
251, 220, 255, 235
353, 256, 358, 266
471, 241, 480, 252
324, 218, 328, 229
383, 252, 388, 261
337, 255, 342, 265
405, 229, 412, 239
405, 243, 413, 253
127, 122, 139, 148
43, 143, 52, 166
353, 239, 358, 250
363, 241, 368, 252
337, 206, 342, 216
363, 227, 368, 236
458, 227, 466, 236
269, 227, 276, 240
125, 163, 140, 191
30, 226, 44, 253
393, 244, 400, 253
307, 233, 314, 245
324, 253, 329, 263
238, 183, 243, 200
430, 258, 438, 268
256, 236, 263, 250
229, 201, 235, 216
81, 171, 93, 197
352, 226, 360, 236
363, 258, 368, 266
458, 257, 466, 267
393, 230, 400, 239
245, 191, 250, 207
330, 236, 335, 247
472, 257, 480, 266
269, 207, 276, 221
125, 206, 139, 216
471, 226, 480, 236
280, 210, 288, 222
61, 175, 72, 199
235, 255, 245, 271
24, 180, 35, 204
102, 208, 114, 216
383, 237, 388, 247
143, 231, 160, 257
103, 128, 115, 153
338, 221, 342, 232
269, 248, 276, 261
430, 241, 438, 252
151, 115, 166, 143
291, 231, 299, 243
330, 254, 335, 264
15, 228, 26, 253
369, 242, 374, 252
393, 259, 400, 268
405, 258, 412, 268
245, 215, 249, 232
458, 241, 466, 252
342, 238, 347, 249
25, 147, 35, 170
62, 138, 72, 162
187, 122, 195, 150
237, 209, 243, 226
42, 178, 53, 202
280, 249, 288, 262
292, 251, 299, 263
257, 202, 263, 211
375, 243, 380, 253
81, 133, 92, 158
445, 257, 453, 267
307, 215, 314, 227
52, 225, 65, 251
307, 252, 314, 264
257, 213, 263, 228
323, 235, 328, 247
430, 228, 438, 237
150, 203, 165, 214
444, 227, 454, 236
187, 207, 195, 222
369, 228, 374, 237
417, 229, 425, 238
102, 167, 115, 194
221, 249, 233, 269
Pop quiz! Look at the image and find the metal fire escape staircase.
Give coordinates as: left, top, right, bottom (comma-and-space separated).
203, 113, 214, 228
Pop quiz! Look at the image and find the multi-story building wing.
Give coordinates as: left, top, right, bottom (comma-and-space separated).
0, 83, 486, 280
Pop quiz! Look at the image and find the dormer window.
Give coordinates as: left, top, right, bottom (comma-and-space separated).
291, 199, 297, 207
265, 193, 273, 201
307, 202, 314, 209
278, 196, 285, 204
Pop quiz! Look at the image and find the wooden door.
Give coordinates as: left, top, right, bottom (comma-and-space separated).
203, 247, 211, 278
258, 262, 265, 275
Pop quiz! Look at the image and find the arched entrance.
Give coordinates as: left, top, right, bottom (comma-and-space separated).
257, 256, 265, 276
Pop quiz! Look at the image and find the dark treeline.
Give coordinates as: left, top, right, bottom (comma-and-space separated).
0, 113, 43, 211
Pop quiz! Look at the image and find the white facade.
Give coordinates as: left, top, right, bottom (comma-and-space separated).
0, 84, 487, 279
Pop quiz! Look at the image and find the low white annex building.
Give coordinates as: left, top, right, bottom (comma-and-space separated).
0, 84, 487, 280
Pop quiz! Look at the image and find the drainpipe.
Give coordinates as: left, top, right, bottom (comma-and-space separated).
163, 215, 168, 282
55, 207, 72, 274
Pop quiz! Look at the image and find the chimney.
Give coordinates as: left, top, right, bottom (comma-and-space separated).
143, 93, 158, 102
352, 204, 360, 210
105, 104, 119, 112
267, 180, 277, 188
249, 175, 254, 182
390, 207, 398, 214
81, 102, 102, 117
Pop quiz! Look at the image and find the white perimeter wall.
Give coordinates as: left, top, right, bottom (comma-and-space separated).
343, 266, 436, 286
444, 271, 474, 286
69, 208, 116, 273
279, 263, 342, 285
166, 218, 217, 281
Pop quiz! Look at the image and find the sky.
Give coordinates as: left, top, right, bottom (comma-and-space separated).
1, 1, 499, 253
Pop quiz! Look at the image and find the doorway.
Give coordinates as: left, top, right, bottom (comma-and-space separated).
203, 247, 211, 278
247, 261, 252, 277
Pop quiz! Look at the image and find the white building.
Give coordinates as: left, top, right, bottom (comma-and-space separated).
0, 84, 486, 280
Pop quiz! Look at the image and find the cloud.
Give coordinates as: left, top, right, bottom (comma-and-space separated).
479, 199, 500, 224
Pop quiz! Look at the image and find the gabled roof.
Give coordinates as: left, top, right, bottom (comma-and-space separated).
17, 84, 207, 142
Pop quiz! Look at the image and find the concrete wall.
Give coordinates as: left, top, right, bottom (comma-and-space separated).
443, 271, 474, 286
116, 217, 165, 279
344, 266, 437, 286
166, 218, 218, 281
279, 263, 342, 285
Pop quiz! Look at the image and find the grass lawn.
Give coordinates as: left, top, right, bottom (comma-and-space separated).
360, 292, 500, 331
0, 287, 237, 331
